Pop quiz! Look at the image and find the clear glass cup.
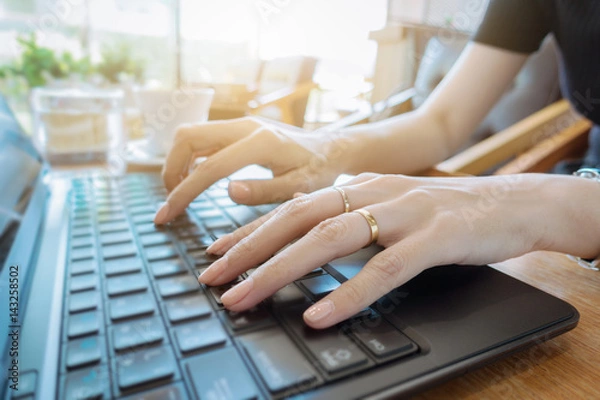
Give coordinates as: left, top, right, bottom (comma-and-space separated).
31, 88, 126, 175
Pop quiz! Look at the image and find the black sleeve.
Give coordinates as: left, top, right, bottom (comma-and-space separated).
473, 0, 550, 53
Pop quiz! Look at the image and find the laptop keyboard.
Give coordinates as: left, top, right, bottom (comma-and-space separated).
58, 174, 419, 400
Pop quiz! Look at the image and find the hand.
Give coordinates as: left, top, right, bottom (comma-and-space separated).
198, 173, 559, 329
154, 117, 353, 224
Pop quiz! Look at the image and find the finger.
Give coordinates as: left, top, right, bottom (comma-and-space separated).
201, 184, 388, 286
155, 128, 274, 224
162, 118, 260, 192
200, 189, 346, 285
227, 169, 320, 205
219, 211, 374, 312
205, 206, 280, 256
303, 236, 431, 329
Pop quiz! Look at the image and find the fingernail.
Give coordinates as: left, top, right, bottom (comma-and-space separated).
154, 202, 170, 224
206, 236, 228, 255
229, 181, 251, 202
304, 300, 335, 323
221, 277, 253, 306
198, 257, 227, 284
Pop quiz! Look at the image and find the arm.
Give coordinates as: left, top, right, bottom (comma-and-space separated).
156, 43, 528, 223
338, 42, 529, 175
199, 173, 600, 329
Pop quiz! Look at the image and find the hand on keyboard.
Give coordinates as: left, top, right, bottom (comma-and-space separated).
199, 173, 561, 329
155, 117, 351, 224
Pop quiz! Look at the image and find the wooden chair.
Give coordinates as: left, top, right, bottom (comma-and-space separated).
433, 100, 593, 176
208, 56, 318, 127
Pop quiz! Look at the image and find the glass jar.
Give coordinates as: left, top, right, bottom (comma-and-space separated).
31, 88, 126, 174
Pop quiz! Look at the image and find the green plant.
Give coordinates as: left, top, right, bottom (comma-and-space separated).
96, 42, 145, 84
0, 33, 92, 88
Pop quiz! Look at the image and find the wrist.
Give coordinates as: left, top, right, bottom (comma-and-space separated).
535, 174, 600, 258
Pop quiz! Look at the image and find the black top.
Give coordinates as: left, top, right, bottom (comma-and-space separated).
473, 0, 600, 168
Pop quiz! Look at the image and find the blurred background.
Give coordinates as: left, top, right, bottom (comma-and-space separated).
0, 0, 491, 135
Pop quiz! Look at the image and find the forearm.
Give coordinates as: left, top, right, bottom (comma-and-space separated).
338, 109, 451, 175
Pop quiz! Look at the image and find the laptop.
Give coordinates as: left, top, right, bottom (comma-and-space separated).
0, 95, 578, 400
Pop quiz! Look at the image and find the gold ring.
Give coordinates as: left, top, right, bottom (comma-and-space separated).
333, 186, 351, 213
353, 208, 379, 247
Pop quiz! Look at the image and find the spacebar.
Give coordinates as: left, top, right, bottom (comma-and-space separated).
241, 328, 318, 393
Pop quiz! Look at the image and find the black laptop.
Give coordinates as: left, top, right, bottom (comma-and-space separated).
0, 95, 578, 400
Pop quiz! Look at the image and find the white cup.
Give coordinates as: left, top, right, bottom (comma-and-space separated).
135, 87, 214, 156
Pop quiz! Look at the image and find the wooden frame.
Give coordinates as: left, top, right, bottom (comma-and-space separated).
434, 100, 592, 176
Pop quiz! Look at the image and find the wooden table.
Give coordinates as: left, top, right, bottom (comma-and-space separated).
414, 251, 600, 399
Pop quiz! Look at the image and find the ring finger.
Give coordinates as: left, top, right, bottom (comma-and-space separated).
199, 184, 385, 286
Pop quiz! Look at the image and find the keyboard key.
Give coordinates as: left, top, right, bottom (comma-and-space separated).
204, 217, 235, 231
97, 211, 126, 223
302, 267, 325, 279
164, 294, 212, 323
72, 235, 94, 249
106, 273, 149, 296
188, 250, 219, 267
102, 242, 137, 260
299, 274, 341, 300
145, 244, 178, 262
136, 222, 163, 234
271, 284, 309, 308
205, 187, 229, 198
189, 201, 213, 211
132, 213, 156, 224
174, 318, 227, 353
112, 316, 166, 351
69, 290, 100, 313
121, 383, 186, 400
100, 230, 133, 246
116, 346, 176, 390
211, 227, 236, 239
109, 292, 156, 321
104, 256, 143, 276
150, 259, 188, 278
65, 336, 103, 369
174, 224, 203, 238
214, 197, 237, 208
128, 205, 156, 215
70, 247, 95, 262
99, 221, 130, 234
70, 259, 98, 276
139, 232, 171, 247
71, 226, 93, 238
70, 273, 98, 293
208, 277, 242, 306
225, 206, 260, 226
156, 275, 199, 298
186, 347, 259, 400
180, 235, 214, 252
241, 328, 318, 393
64, 366, 110, 400
68, 311, 101, 339
195, 209, 222, 219
347, 317, 418, 360
223, 306, 274, 331
283, 307, 370, 374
